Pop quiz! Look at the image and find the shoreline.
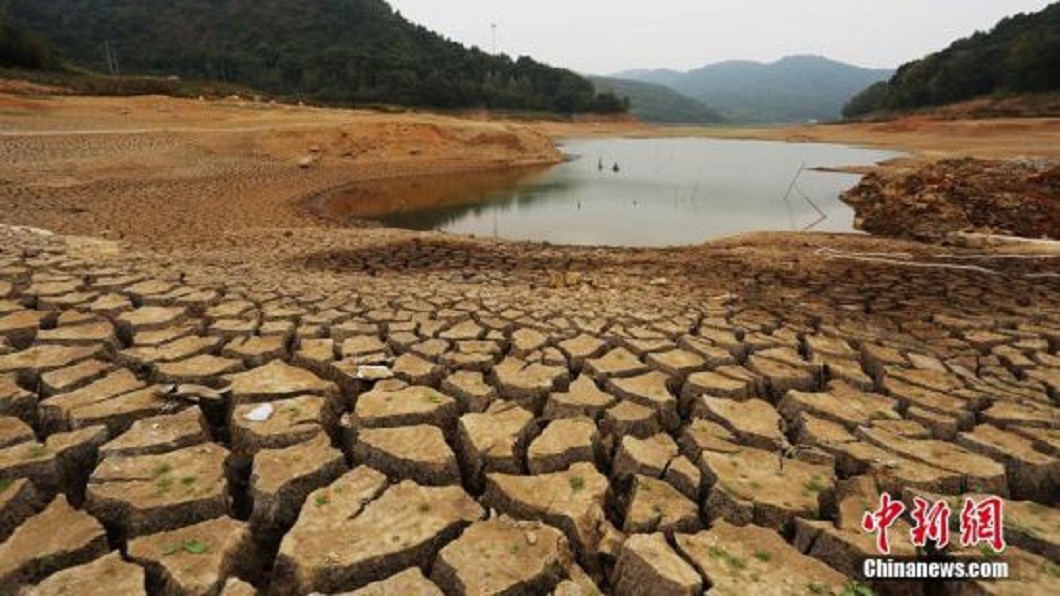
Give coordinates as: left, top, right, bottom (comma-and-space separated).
301, 161, 558, 226
1, 92, 1058, 255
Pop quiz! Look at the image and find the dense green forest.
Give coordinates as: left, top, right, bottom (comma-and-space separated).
589, 76, 724, 124
0, 12, 57, 69
844, 3, 1060, 117
0, 0, 625, 114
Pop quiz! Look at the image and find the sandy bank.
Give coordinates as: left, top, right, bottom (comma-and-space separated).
0, 94, 562, 251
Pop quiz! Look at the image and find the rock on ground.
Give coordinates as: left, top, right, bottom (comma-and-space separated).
483, 463, 609, 564
127, 516, 252, 595
273, 468, 483, 594
0, 496, 109, 592
85, 442, 230, 539
21, 551, 147, 596
431, 517, 572, 595
675, 520, 848, 595
346, 567, 443, 595
613, 533, 702, 596
353, 424, 460, 486
250, 433, 347, 532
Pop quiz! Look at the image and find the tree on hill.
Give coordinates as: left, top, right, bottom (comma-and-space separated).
844, 3, 1060, 117
0, 0, 625, 114
0, 12, 57, 69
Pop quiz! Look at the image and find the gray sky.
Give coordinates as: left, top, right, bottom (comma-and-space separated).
388, 0, 1054, 74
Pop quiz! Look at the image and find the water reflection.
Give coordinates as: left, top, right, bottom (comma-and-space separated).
316, 138, 901, 247
314, 165, 552, 218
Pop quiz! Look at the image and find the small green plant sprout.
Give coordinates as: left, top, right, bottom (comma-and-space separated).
841, 581, 875, 596
708, 546, 746, 570
806, 582, 829, 595
155, 475, 174, 494
803, 475, 826, 493
182, 539, 209, 554
569, 475, 586, 492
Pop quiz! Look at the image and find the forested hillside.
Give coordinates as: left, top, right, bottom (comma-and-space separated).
589, 76, 723, 124
844, 3, 1060, 117
0, 0, 625, 113
0, 12, 56, 69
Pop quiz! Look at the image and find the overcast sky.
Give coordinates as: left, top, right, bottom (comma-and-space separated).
388, 0, 1054, 74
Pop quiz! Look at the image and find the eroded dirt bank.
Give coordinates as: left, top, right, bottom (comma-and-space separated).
0, 94, 562, 251
842, 158, 1060, 241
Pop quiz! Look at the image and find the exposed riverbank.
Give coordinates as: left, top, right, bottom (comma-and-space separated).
0, 94, 562, 252
4, 93, 1059, 252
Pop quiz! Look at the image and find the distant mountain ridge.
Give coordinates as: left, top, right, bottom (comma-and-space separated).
616, 55, 893, 123
589, 76, 724, 124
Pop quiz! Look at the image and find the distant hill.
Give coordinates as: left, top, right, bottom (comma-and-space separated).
0, 0, 624, 114
614, 68, 687, 90
617, 55, 893, 124
844, 3, 1060, 118
589, 76, 724, 124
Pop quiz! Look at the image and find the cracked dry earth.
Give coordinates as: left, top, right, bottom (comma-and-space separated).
0, 225, 1058, 596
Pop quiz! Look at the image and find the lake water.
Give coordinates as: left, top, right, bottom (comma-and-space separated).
317, 137, 901, 247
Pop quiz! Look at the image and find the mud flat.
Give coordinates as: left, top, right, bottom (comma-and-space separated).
0, 92, 1058, 594
0, 94, 562, 253
0, 222, 1057, 594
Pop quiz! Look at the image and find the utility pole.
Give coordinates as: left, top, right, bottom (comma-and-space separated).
491, 23, 497, 55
